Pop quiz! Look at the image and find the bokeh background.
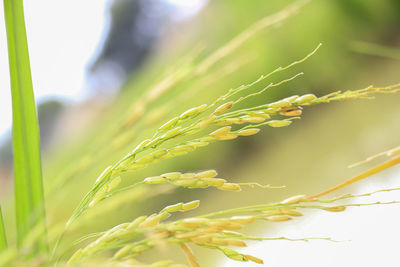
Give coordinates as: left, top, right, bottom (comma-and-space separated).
1, 0, 400, 266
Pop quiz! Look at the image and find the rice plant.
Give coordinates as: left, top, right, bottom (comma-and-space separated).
1, 0, 400, 266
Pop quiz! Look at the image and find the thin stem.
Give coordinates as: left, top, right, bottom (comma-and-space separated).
181, 243, 200, 267
306, 155, 400, 200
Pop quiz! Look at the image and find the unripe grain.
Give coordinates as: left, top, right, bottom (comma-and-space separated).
214, 101, 234, 115
201, 178, 226, 187
324, 206, 346, 212
182, 200, 200, 211
230, 216, 256, 224
159, 117, 179, 131
219, 183, 241, 191
237, 128, 260, 136
210, 126, 231, 137
266, 120, 292, 127
265, 215, 292, 222
281, 194, 306, 204
243, 254, 264, 264
179, 104, 207, 119
294, 94, 317, 104
268, 100, 290, 108
95, 165, 113, 184
195, 170, 218, 178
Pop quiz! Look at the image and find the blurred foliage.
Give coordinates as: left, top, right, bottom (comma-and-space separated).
2, 0, 400, 265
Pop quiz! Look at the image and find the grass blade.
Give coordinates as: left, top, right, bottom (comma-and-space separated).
3, 0, 48, 253
0, 207, 6, 251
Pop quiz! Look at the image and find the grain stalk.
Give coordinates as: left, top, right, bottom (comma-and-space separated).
57, 42, 400, 264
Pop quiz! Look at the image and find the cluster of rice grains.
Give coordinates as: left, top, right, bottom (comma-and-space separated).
62, 43, 400, 266
70, 188, 400, 266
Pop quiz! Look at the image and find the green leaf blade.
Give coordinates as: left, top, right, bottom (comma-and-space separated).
3, 0, 48, 253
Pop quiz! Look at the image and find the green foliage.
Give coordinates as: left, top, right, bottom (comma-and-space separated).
1, 0, 400, 266
3, 0, 47, 254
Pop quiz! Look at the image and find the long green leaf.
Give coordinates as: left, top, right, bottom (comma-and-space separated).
0, 207, 6, 251
3, 0, 48, 253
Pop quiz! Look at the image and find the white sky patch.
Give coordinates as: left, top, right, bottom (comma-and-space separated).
164, 0, 208, 21
0, 0, 108, 141
0, 0, 207, 143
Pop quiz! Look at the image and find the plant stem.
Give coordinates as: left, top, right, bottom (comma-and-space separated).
0, 207, 7, 251
3, 0, 48, 253
306, 155, 400, 200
